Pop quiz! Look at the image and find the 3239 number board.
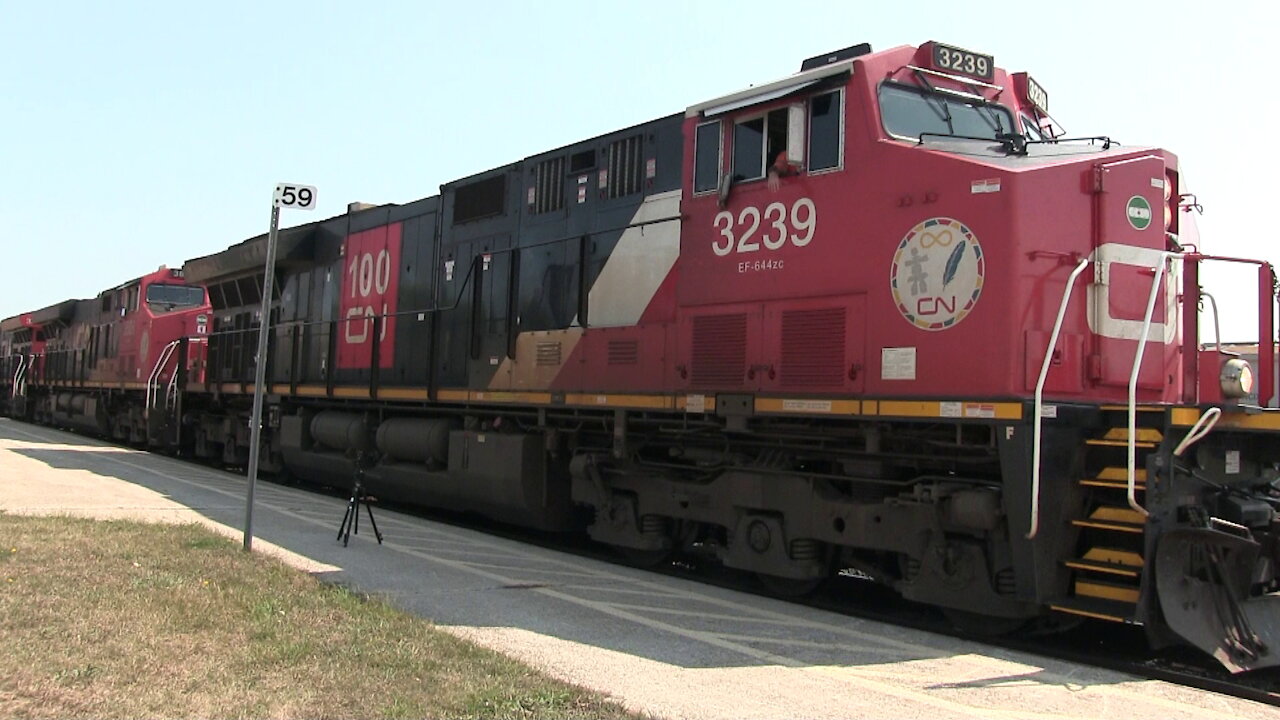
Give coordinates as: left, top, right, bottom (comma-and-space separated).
930, 42, 994, 81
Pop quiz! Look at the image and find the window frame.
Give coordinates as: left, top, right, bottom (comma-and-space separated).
1020, 113, 1046, 142
877, 81, 1016, 143
731, 112, 770, 183
693, 120, 723, 196
806, 87, 845, 176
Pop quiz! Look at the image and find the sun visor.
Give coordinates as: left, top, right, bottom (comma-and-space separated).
700, 79, 819, 117
686, 61, 853, 119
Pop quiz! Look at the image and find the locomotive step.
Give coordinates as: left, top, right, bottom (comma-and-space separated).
1080, 467, 1147, 491
1098, 427, 1164, 444
1064, 547, 1144, 578
1084, 438, 1157, 449
1049, 597, 1142, 625
1074, 577, 1140, 604
1071, 505, 1146, 534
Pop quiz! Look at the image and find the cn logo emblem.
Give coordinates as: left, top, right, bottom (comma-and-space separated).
1126, 195, 1152, 230
890, 218, 985, 331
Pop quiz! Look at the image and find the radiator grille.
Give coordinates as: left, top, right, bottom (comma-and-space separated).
530, 156, 565, 215
780, 307, 845, 388
691, 314, 746, 387
535, 341, 562, 366
607, 339, 638, 365
605, 134, 644, 199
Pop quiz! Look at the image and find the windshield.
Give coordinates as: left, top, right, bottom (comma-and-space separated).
146, 283, 205, 311
879, 83, 1014, 141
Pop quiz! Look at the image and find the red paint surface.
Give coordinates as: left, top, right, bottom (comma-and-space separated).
338, 223, 402, 370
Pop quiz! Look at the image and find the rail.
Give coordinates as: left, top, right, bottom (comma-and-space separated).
145, 340, 181, 419
14, 354, 31, 397
1028, 257, 1090, 539
1125, 252, 1177, 518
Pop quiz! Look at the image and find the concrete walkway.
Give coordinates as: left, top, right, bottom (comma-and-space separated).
1, 417, 1274, 720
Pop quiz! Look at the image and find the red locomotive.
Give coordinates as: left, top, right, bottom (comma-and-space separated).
5, 41, 1279, 672
1, 266, 209, 441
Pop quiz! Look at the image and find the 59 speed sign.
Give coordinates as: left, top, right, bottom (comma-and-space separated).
274, 183, 317, 210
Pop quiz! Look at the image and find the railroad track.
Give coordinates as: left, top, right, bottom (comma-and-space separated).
8, 417, 1280, 707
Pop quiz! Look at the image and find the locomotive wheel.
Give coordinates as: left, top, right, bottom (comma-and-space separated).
756, 573, 826, 598
942, 608, 1027, 637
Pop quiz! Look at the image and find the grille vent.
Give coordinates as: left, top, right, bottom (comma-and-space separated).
691, 313, 746, 387
607, 339, 638, 365
605, 134, 644, 199
530, 156, 565, 215
781, 307, 845, 388
535, 342, 562, 366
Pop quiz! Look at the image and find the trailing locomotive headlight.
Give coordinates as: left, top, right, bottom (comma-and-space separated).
1165, 170, 1178, 233
1221, 358, 1254, 398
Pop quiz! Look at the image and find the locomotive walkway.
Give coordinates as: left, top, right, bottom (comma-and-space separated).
0, 417, 1272, 720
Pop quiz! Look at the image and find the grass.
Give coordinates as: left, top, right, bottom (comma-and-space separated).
0, 513, 639, 719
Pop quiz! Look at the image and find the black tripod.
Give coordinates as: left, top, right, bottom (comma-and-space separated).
337, 455, 383, 547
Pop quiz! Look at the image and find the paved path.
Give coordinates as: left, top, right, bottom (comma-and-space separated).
1, 417, 1273, 719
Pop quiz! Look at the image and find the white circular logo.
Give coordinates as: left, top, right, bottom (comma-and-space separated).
890, 218, 985, 331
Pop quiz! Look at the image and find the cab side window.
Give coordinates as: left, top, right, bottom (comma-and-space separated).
693, 121, 722, 194
808, 90, 842, 172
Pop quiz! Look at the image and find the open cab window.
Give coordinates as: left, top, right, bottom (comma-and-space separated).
692, 88, 844, 193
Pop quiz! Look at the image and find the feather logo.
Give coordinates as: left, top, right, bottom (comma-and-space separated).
942, 241, 967, 288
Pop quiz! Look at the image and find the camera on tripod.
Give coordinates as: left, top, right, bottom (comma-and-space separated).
336, 450, 383, 547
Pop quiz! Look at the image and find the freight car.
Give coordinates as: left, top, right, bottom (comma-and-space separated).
5, 41, 1280, 673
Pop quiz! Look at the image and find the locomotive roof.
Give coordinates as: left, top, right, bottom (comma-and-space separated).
0, 298, 79, 332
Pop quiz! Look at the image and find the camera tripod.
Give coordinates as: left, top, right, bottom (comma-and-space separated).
336, 457, 383, 547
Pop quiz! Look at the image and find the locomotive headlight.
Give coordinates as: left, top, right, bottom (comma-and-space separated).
1221, 358, 1254, 399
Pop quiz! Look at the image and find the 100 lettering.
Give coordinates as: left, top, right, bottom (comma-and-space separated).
712, 198, 816, 257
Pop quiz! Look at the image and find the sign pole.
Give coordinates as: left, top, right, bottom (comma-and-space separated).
244, 182, 317, 551
243, 204, 280, 551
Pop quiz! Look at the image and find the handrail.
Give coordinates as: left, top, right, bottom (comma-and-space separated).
1127, 252, 1176, 518
14, 354, 31, 397
1173, 407, 1221, 457
10, 355, 26, 398
144, 340, 181, 418
1028, 257, 1091, 539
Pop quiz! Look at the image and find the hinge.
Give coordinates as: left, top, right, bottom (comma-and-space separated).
1092, 165, 1105, 193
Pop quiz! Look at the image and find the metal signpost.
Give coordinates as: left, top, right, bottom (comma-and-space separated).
244, 183, 317, 551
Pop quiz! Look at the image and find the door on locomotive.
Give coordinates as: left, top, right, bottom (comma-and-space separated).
1087, 155, 1181, 401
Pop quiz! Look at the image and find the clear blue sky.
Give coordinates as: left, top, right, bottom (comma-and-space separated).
2, 0, 1274, 338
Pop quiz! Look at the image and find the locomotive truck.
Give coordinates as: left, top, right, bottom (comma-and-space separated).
4, 41, 1278, 672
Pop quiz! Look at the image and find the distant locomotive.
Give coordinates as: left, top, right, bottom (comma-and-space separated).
5, 41, 1279, 673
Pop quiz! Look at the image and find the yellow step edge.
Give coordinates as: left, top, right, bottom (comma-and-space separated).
1097, 467, 1147, 482
1075, 580, 1140, 604
1089, 506, 1146, 525
1072, 520, 1145, 534
1085, 439, 1157, 449
1050, 605, 1129, 623
1082, 547, 1144, 567
1064, 560, 1140, 578
1080, 479, 1147, 491
1101, 427, 1163, 443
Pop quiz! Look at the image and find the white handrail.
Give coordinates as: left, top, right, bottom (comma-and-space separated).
144, 340, 181, 418
1028, 258, 1091, 539
1173, 407, 1221, 457
1127, 252, 1176, 518
10, 355, 26, 398
14, 354, 31, 397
